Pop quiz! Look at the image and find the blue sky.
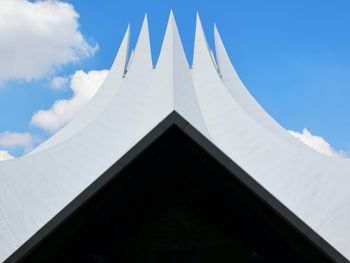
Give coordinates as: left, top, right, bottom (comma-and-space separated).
0, 0, 350, 158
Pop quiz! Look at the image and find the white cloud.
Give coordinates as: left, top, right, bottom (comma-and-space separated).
288, 128, 340, 157
0, 150, 14, 161
0, 131, 33, 149
31, 69, 109, 132
50, 76, 68, 89
0, 0, 97, 83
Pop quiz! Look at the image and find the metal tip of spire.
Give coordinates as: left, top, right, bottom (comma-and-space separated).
142, 13, 148, 27
125, 11, 152, 73
195, 11, 206, 42
156, 7, 189, 68
164, 9, 180, 39
196, 12, 201, 21
168, 9, 176, 25
195, 12, 205, 35
214, 23, 222, 38
123, 23, 131, 39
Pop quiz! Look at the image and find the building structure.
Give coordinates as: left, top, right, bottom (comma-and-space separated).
1, 12, 350, 262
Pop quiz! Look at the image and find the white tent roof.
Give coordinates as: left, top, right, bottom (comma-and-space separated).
1, 12, 350, 262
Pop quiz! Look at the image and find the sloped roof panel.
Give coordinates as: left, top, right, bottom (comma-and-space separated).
0, 11, 349, 262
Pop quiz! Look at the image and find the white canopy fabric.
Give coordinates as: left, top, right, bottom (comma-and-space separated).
1, 12, 350, 261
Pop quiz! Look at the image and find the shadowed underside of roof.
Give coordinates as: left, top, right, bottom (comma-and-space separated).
0, 11, 350, 262
14, 118, 340, 262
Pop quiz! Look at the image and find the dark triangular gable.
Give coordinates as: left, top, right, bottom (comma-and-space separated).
6, 112, 347, 263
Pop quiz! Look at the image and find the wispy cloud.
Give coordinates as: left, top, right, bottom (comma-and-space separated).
0, 150, 14, 161
0, 0, 97, 83
50, 76, 69, 90
0, 131, 37, 158
288, 128, 346, 157
0, 131, 33, 149
31, 69, 108, 132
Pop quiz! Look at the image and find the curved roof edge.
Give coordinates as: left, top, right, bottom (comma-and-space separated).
5, 112, 348, 263
0, 12, 350, 262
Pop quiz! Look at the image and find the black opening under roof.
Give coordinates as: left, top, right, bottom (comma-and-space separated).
10, 113, 344, 263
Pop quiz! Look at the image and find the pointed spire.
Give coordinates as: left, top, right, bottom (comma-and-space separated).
156, 9, 189, 67
213, 22, 242, 83
154, 9, 191, 99
146, 10, 209, 136
126, 13, 152, 76
213, 23, 242, 78
110, 24, 130, 73
213, 23, 307, 148
100, 23, 130, 82
30, 24, 131, 154
214, 23, 229, 74
193, 13, 217, 70
137, 14, 150, 49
